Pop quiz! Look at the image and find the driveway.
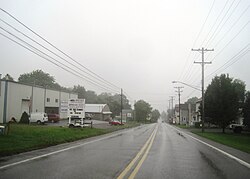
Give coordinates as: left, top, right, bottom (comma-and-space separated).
46, 119, 110, 129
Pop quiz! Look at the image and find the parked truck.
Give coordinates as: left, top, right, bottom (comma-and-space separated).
229, 123, 245, 133
67, 99, 93, 128
67, 99, 86, 128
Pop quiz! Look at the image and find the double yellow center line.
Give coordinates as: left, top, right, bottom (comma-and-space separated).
117, 125, 158, 179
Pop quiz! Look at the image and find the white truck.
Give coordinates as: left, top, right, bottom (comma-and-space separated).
29, 112, 48, 124
67, 99, 91, 128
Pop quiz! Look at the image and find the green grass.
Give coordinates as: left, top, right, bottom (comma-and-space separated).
176, 124, 192, 129
192, 131, 250, 153
0, 122, 140, 157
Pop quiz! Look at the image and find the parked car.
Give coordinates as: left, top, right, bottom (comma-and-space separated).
229, 123, 245, 133
29, 112, 48, 124
109, 120, 123, 126
47, 113, 60, 123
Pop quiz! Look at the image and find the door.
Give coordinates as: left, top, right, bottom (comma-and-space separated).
21, 99, 30, 114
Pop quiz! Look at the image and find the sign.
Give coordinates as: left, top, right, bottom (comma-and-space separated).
60, 101, 68, 113
68, 99, 85, 109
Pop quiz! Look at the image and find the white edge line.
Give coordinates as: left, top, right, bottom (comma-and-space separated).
166, 123, 250, 169
0, 125, 146, 170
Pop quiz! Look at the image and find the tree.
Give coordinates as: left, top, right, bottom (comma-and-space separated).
205, 74, 245, 133
72, 85, 86, 99
243, 91, 250, 127
134, 100, 152, 122
185, 97, 198, 105
2, 74, 14, 81
151, 109, 160, 122
18, 70, 61, 89
85, 90, 98, 103
97, 92, 131, 117
19, 111, 29, 124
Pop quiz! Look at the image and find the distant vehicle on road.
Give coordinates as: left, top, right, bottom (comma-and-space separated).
29, 112, 48, 124
109, 120, 123, 126
47, 113, 60, 123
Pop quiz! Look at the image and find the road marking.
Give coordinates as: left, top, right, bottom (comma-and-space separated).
117, 125, 157, 179
128, 125, 158, 179
0, 125, 149, 170
165, 123, 250, 169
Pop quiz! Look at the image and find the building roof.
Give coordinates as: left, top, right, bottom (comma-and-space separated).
85, 104, 111, 114
0, 79, 77, 95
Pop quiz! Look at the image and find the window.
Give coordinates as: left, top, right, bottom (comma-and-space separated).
55, 99, 58, 103
47, 98, 50, 102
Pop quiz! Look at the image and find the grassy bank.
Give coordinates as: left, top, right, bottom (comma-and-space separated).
0, 122, 140, 157
192, 131, 250, 153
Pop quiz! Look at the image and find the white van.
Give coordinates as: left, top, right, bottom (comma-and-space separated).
29, 112, 48, 124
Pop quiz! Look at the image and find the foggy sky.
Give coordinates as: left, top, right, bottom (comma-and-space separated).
0, 0, 249, 112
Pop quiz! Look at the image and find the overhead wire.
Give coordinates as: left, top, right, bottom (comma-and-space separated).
210, 20, 249, 62
0, 27, 120, 93
178, 0, 216, 82
187, 8, 250, 85
0, 8, 120, 90
0, 18, 120, 91
200, 0, 231, 47
0, 8, 136, 103
183, 0, 238, 83
205, 0, 242, 48
205, 44, 250, 79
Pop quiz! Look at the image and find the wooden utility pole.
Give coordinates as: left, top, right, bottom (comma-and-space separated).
192, 47, 213, 132
174, 87, 183, 125
121, 88, 123, 124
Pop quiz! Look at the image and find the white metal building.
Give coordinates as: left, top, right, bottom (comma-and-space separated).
85, 104, 112, 121
0, 80, 77, 123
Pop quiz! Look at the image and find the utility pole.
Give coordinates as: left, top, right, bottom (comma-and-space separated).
192, 47, 213, 132
121, 88, 123, 124
169, 96, 175, 118
174, 87, 183, 125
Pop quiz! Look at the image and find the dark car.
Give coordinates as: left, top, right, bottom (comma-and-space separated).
47, 113, 60, 123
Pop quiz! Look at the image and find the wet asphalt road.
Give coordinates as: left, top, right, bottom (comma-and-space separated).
0, 121, 250, 179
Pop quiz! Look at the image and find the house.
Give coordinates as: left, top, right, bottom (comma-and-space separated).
85, 104, 112, 121
122, 109, 133, 121
193, 99, 202, 124
174, 103, 196, 125
0, 79, 78, 123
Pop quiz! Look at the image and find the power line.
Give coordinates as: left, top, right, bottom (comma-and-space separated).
178, 0, 216, 81
200, 0, 231, 47
205, 44, 250, 79
0, 8, 120, 90
205, 0, 242, 48
183, 0, 237, 83
210, 20, 249, 62
0, 18, 120, 91
0, 30, 119, 93
188, 19, 250, 85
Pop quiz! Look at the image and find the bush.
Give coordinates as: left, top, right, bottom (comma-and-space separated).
19, 112, 29, 124
194, 122, 201, 128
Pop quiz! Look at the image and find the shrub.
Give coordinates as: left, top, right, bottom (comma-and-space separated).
194, 122, 201, 128
19, 112, 29, 124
